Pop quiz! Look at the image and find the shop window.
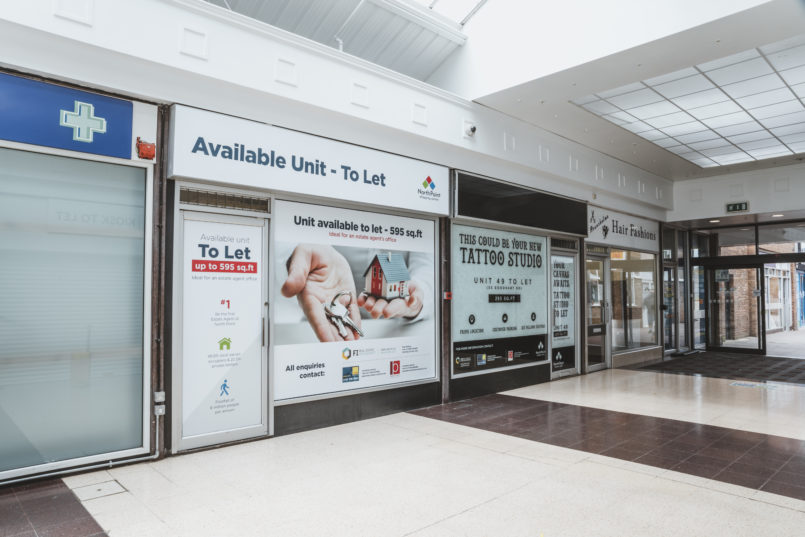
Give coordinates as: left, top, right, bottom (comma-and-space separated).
611, 250, 657, 351
758, 223, 805, 254
0, 147, 146, 473
711, 227, 756, 256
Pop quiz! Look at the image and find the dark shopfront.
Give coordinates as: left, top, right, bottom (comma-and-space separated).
446, 172, 587, 401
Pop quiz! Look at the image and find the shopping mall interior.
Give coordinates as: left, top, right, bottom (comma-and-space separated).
2, 1, 805, 536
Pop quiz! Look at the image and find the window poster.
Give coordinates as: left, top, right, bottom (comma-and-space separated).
551, 254, 576, 373
182, 219, 264, 438
451, 225, 548, 376
273, 200, 437, 400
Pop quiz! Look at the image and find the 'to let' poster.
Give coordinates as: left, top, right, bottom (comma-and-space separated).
182, 219, 263, 438
451, 225, 548, 376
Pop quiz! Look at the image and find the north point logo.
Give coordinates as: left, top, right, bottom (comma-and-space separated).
417, 175, 442, 202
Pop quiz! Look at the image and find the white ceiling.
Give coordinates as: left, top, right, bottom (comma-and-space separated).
573, 35, 805, 169
202, 0, 469, 80
475, 1, 805, 181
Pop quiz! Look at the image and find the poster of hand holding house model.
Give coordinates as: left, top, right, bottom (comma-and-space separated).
273, 200, 437, 400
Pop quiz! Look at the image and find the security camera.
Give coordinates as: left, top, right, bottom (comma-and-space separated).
465, 124, 477, 136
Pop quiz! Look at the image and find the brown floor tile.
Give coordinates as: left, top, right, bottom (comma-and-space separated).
36, 516, 104, 537
695, 445, 748, 463
725, 461, 780, 480
410, 394, 805, 502
766, 470, 805, 488
714, 469, 770, 489
672, 460, 725, 479
760, 480, 805, 501
600, 445, 648, 462
0, 503, 33, 537
634, 453, 687, 469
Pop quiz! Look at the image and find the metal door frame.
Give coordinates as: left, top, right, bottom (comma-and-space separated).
703, 264, 766, 355
584, 253, 610, 373
172, 207, 270, 452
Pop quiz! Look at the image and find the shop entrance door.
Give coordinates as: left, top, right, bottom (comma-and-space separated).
172, 210, 270, 452
799, 272, 805, 327
662, 266, 677, 351
585, 255, 610, 372
705, 267, 765, 354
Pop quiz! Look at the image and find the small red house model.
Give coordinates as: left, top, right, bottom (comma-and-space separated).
363, 252, 411, 300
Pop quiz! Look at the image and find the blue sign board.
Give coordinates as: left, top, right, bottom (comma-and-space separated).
0, 72, 132, 159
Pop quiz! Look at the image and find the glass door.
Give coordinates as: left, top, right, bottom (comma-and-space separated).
799, 272, 805, 327
662, 266, 676, 351
585, 256, 609, 372
706, 267, 765, 353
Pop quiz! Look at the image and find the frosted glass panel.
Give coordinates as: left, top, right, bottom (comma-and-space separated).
0, 147, 145, 473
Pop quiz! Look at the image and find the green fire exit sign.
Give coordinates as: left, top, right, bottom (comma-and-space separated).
726, 202, 749, 213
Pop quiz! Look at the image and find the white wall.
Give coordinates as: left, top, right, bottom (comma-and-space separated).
669, 162, 805, 222
0, 0, 671, 220
428, 0, 773, 99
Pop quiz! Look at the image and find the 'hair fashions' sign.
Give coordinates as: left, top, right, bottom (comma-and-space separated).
586, 206, 659, 252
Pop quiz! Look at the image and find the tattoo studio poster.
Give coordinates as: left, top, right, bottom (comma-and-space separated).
273, 200, 436, 400
451, 225, 548, 375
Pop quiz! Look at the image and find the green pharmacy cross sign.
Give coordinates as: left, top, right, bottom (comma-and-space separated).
726, 202, 749, 213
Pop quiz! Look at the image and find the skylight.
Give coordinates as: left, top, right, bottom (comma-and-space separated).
574, 35, 805, 168
409, 0, 487, 25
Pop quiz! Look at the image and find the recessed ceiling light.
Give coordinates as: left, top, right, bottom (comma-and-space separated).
709, 219, 721, 223
772, 214, 785, 217
740, 228, 751, 231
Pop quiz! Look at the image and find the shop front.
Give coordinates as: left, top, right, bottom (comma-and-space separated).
167, 105, 448, 451
0, 72, 158, 481
585, 207, 661, 369
448, 173, 586, 400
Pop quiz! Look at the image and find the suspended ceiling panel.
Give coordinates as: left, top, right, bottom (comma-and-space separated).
203, 0, 466, 81
574, 34, 805, 168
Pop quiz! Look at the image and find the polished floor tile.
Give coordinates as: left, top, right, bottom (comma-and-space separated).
0, 479, 105, 537
503, 369, 805, 440
412, 393, 805, 502
37, 410, 803, 537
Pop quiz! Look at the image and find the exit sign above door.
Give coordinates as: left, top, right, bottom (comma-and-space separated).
726, 202, 749, 213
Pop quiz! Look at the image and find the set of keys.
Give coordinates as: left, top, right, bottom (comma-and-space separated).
324, 291, 365, 339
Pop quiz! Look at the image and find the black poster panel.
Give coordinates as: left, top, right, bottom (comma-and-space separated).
453, 335, 547, 374
551, 346, 576, 373
457, 173, 587, 236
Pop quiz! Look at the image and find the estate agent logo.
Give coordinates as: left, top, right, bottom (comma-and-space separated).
60, 101, 107, 143
218, 337, 232, 351
417, 175, 442, 202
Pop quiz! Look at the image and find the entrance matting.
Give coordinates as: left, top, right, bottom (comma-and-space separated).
635, 351, 805, 385
411, 394, 805, 501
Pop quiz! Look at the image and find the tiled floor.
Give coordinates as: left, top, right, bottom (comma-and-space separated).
51, 408, 805, 537
0, 479, 105, 537
3, 368, 805, 536
504, 368, 805, 440
637, 351, 805, 384
412, 394, 805, 500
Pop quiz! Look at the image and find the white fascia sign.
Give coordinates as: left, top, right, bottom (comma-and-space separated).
168, 105, 449, 215
587, 206, 659, 252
